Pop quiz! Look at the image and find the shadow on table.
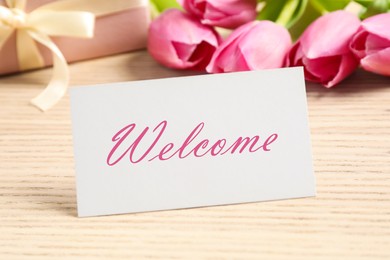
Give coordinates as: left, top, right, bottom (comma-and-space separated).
305, 68, 390, 96
12, 177, 79, 218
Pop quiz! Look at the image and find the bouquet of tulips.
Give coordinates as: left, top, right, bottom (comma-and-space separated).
149, 0, 390, 87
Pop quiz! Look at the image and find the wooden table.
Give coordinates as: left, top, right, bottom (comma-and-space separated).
1, 51, 389, 259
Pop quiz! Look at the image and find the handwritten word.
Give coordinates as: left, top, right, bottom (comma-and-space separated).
107, 120, 278, 166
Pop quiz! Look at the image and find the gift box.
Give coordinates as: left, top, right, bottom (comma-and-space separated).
0, 0, 150, 75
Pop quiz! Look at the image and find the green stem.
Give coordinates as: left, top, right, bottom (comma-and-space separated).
275, 0, 300, 26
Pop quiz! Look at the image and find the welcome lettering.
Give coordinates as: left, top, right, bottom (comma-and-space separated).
106, 120, 278, 166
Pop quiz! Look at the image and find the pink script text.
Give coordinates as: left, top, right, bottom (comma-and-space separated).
106, 120, 278, 166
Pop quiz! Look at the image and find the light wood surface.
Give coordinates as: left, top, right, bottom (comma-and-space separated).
0, 51, 389, 259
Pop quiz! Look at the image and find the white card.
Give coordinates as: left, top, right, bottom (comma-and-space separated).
70, 67, 315, 217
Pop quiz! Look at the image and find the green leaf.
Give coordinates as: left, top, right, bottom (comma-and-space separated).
256, 0, 309, 28
310, 0, 351, 13
288, 0, 322, 40
149, 1, 161, 19
354, 0, 374, 7
360, 0, 390, 19
150, 0, 181, 13
257, 0, 289, 21
286, 0, 309, 28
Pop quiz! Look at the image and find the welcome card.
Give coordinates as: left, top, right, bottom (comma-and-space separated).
70, 67, 315, 217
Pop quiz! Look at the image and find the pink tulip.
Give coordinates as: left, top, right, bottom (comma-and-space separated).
178, 0, 257, 29
206, 21, 292, 73
350, 13, 390, 76
148, 9, 221, 70
287, 11, 360, 87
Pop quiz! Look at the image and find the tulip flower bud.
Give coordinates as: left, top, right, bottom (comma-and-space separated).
178, 0, 257, 29
148, 9, 221, 70
350, 13, 390, 76
287, 11, 361, 87
206, 21, 292, 73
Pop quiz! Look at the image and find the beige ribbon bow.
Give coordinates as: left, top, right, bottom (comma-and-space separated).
0, 0, 147, 111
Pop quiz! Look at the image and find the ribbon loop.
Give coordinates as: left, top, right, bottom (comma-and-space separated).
0, 6, 26, 28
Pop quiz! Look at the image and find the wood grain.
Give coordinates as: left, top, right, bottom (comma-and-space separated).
0, 51, 389, 259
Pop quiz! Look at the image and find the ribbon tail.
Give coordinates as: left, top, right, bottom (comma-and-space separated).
27, 30, 69, 111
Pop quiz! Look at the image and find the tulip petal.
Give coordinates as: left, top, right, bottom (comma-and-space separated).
204, 3, 227, 20
149, 33, 189, 68
361, 47, 390, 76
350, 29, 369, 59
299, 11, 360, 59
365, 34, 390, 56
361, 13, 390, 42
151, 9, 219, 46
206, 35, 250, 72
325, 52, 359, 87
302, 52, 358, 87
190, 41, 218, 70
210, 9, 257, 29
218, 48, 250, 72
190, 0, 207, 17
287, 43, 305, 66
303, 56, 341, 83
172, 42, 197, 62
240, 21, 291, 69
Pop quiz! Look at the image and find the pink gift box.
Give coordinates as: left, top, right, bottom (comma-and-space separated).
0, 0, 150, 75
